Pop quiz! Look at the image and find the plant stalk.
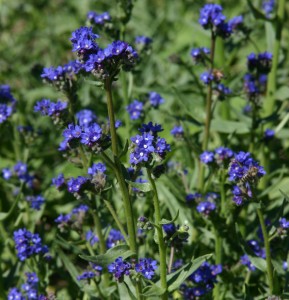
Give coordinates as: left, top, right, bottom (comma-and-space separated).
147, 168, 168, 300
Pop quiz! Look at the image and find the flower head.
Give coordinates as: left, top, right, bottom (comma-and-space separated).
135, 258, 158, 279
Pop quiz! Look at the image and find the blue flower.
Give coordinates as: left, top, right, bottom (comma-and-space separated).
2, 167, 12, 180
87, 11, 111, 25
77, 271, 97, 281
200, 151, 214, 164
52, 173, 65, 189
106, 229, 125, 248
13, 228, 48, 261
200, 71, 214, 85
108, 257, 131, 281
199, 4, 226, 28
8, 288, 25, 300
70, 26, 99, 54
135, 36, 153, 45
264, 128, 275, 141
25, 195, 45, 210
88, 162, 106, 176
186, 193, 203, 204
280, 218, 289, 229
67, 176, 88, 193
126, 100, 143, 120
196, 201, 216, 216
148, 92, 164, 108
86, 230, 99, 246
170, 125, 184, 138
34, 99, 67, 117
0, 85, 17, 123
80, 123, 103, 146
76, 109, 97, 127
135, 258, 158, 279
191, 47, 210, 63
228, 15, 243, 31
214, 84, 232, 99
262, 0, 275, 17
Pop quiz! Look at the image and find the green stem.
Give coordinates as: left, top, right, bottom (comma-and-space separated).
249, 103, 258, 154
104, 78, 141, 299
147, 169, 168, 300
104, 78, 118, 156
263, 0, 286, 116
198, 32, 216, 192
256, 207, 275, 295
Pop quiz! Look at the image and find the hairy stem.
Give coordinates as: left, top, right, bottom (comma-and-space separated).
256, 207, 275, 295
147, 169, 168, 300
198, 32, 216, 192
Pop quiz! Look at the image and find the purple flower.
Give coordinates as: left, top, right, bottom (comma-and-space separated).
52, 174, 65, 189
170, 125, 184, 138
13, 228, 48, 261
108, 257, 131, 281
186, 193, 203, 203
2, 167, 12, 180
228, 15, 243, 31
8, 288, 25, 300
87, 11, 111, 25
214, 84, 232, 99
0, 85, 17, 123
67, 176, 88, 193
34, 99, 67, 117
25, 195, 45, 210
126, 100, 143, 120
199, 4, 226, 28
88, 163, 106, 176
280, 218, 289, 229
196, 201, 216, 216
200, 151, 214, 164
264, 128, 275, 141
135, 258, 158, 279
70, 26, 99, 53
135, 36, 153, 45
86, 230, 99, 246
106, 229, 125, 248
77, 271, 97, 280
191, 47, 210, 63
139, 122, 163, 134
148, 92, 164, 108
76, 109, 97, 127
262, 0, 275, 17
200, 71, 214, 85
80, 123, 102, 146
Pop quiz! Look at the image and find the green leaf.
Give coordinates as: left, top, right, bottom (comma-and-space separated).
276, 86, 289, 101
211, 119, 249, 134
159, 210, 179, 225
119, 139, 129, 159
167, 255, 211, 292
58, 249, 83, 288
125, 180, 152, 192
0, 184, 23, 221
247, 256, 267, 272
279, 189, 289, 202
246, 0, 272, 21
79, 244, 135, 267
84, 79, 103, 87
142, 284, 166, 297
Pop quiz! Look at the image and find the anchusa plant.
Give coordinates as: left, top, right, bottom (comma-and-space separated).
1, 1, 289, 299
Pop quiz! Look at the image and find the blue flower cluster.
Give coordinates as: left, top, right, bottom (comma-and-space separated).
126, 100, 143, 120
13, 228, 48, 261
52, 173, 65, 189
196, 201, 216, 216
8, 272, 46, 300
240, 240, 265, 271
41, 60, 81, 84
148, 91, 165, 108
34, 99, 67, 118
191, 47, 210, 63
59, 122, 104, 151
130, 122, 170, 166
135, 258, 158, 279
0, 84, 17, 123
244, 52, 272, 101
55, 204, 89, 229
25, 195, 45, 210
108, 257, 132, 281
200, 147, 233, 165
262, 0, 275, 17
77, 263, 102, 281
87, 11, 111, 25
199, 4, 242, 38
170, 125, 184, 138
181, 262, 222, 298
75, 109, 97, 127
228, 151, 266, 205
86, 230, 99, 246
70, 26, 138, 79
163, 223, 189, 249
2, 161, 35, 189
108, 256, 157, 281
106, 229, 125, 248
